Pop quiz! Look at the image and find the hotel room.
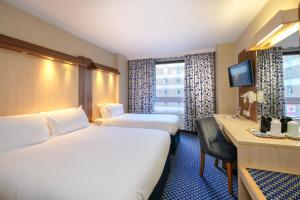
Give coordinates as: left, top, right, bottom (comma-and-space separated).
0, 0, 299, 199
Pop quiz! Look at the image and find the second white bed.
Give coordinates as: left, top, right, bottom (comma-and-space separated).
96, 113, 180, 135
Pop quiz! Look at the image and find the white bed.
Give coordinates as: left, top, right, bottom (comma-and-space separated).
0, 125, 170, 200
96, 113, 180, 135
96, 104, 180, 135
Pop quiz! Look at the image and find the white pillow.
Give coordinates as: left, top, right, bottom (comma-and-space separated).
99, 104, 124, 119
46, 106, 89, 136
0, 113, 50, 152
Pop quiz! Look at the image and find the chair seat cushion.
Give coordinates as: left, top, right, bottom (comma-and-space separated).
208, 141, 237, 161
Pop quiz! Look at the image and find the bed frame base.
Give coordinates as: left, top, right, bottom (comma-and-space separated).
148, 131, 180, 199
149, 153, 171, 200
170, 132, 180, 154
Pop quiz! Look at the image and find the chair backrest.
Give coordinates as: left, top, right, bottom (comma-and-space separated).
196, 117, 220, 152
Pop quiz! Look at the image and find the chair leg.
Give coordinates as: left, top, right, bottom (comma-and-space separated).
226, 162, 233, 195
214, 159, 219, 167
199, 151, 205, 177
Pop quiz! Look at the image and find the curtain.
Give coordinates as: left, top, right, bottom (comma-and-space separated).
256, 47, 285, 118
184, 52, 216, 132
128, 59, 155, 114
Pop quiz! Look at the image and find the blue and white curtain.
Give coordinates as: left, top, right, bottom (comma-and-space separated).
256, 47, 285, 118
128, 59, 155, 114
184, 52, 216, 132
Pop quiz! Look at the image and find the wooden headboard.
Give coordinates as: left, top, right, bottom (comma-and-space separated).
0, 48, 79, 116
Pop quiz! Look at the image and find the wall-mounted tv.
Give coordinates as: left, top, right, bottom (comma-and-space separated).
228, 60, 254, 87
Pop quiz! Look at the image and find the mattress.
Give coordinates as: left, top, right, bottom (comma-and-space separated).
0, 125, 170, 200
96, 113, 180, 135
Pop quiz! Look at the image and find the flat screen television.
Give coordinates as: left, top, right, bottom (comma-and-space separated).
228, 60, 254, 87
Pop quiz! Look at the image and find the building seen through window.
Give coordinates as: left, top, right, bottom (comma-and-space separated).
154, 62, 185, 114
283, 53, 300, 118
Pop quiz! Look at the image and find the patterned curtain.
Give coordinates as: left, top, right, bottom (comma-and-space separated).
128, 59, 155, 114
184, 52, 216, 132
256, 47, 285, 118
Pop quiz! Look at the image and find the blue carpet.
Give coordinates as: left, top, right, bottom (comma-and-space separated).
248, 168, 300, 200
162, 132, 238, 200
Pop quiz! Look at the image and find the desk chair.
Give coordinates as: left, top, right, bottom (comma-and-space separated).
196, 117, 237, 194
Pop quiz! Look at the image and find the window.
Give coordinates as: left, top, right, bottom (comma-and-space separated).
283, 52, 300, 119
154, 61, 185, 114
164, 89, 168, 95
286, 68, 293, 78
287, 86, 293, 97
163, 68, 168, 74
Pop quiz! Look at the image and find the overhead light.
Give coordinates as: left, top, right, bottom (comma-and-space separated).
269, 23, 299, 47
256, 24, 284, 46
65, 61, 73, 65
250, 22, 299, 51
46, 56, 54, 61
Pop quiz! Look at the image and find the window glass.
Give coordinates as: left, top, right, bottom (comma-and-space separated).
283, 54, 300, 118
154, 62, 185, 114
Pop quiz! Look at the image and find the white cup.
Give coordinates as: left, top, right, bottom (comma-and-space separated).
287, 121, 300, 136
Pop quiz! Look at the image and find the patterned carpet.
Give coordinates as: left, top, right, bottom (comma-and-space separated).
248, 168, 300, 200
162, 132, 238, 200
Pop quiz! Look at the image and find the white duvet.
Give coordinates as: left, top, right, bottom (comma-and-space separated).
96, 113, 180, 135
0, 125, 170, 200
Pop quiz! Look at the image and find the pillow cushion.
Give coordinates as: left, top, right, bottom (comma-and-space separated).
99, 104, 124, 119
0, 113, 50, 152
46, 106, 89, 136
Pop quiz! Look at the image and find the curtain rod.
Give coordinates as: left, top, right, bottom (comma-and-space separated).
155, 56, 184, 63
282, 47, 300, 52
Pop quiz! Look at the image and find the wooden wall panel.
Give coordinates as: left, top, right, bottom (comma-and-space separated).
0, 48, 78, 116
238, 50, 258, 122
78, 57, 93, 121
79, 67, 93, 121
92, 71, 118, 121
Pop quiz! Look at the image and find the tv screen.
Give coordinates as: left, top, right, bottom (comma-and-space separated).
228, 60, 254, 87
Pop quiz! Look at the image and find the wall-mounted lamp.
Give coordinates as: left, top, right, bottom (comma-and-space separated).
250, 22, 299, 51
64, 61, 73, 65
89, 62, 120, 75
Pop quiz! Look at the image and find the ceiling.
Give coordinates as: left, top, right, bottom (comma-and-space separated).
5, 0, 268, 59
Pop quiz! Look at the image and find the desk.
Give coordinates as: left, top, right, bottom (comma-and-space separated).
214, 114, 300, 200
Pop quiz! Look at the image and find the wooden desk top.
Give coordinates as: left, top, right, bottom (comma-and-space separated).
214, 114, 300, 150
